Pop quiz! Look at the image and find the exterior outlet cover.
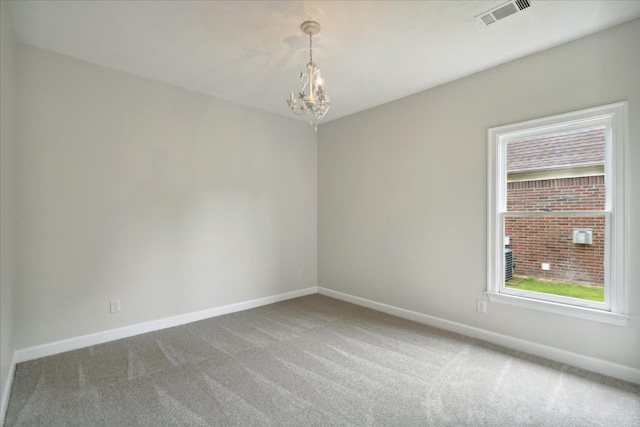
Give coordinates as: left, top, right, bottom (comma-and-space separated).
573, 229, 593, 245
541, 263, 550, 271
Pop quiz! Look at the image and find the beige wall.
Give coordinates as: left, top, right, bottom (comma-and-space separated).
318, 19, 639, 369
14, 44, 318, 349
1, 0, 17, 414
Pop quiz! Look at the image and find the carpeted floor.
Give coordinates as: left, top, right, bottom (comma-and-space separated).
4, 294, 640, 426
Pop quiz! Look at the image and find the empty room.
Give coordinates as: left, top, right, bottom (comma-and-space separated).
1, 1, 639, 425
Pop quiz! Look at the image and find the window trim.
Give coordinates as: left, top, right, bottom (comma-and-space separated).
486, 102, 629, 326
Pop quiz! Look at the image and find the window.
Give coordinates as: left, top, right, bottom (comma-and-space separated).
487, 102, 629, 325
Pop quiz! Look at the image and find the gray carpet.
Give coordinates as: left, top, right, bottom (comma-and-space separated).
4, 294, 640, 426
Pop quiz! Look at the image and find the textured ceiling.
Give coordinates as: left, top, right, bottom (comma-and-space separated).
7, 1, 640, 123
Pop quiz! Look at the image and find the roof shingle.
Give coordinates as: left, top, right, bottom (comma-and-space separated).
507, 127, 605, 173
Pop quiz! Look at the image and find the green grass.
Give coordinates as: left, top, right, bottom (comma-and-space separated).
506, 278, 604, 302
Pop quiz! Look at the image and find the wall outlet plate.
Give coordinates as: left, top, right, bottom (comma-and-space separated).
110, 299, 121, 313
476, 300, 487, 313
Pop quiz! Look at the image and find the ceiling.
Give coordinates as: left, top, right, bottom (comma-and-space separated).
7, 1, 640, 124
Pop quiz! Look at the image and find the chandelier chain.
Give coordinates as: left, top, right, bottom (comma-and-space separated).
309, 34, 313, 64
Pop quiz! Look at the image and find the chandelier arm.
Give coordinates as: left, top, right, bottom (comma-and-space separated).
300, 73, 309, 96
309, 103, 327, 113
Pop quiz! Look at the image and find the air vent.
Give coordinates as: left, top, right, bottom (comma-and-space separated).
480, 14, 495, 26
476, 0, 531, 26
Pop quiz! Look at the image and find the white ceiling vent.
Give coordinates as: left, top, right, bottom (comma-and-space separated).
477, 0, 531, 26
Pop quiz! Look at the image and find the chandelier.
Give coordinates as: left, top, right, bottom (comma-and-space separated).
287, 21, 330, 131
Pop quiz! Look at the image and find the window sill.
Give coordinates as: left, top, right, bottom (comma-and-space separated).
485, 292, 629, 326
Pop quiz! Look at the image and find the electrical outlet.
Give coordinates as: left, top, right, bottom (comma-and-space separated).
297, 270, 304, 279
541, 263, 550, 271
476, 300, 487, 313
110, 299, 121, 313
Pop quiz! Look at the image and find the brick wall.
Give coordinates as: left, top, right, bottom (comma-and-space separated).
505, 175, 605, 286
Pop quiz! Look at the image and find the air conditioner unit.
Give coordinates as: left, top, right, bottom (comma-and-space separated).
505, 249, 514, 281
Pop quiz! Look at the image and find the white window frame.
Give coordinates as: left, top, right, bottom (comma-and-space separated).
487, 102, 629, 326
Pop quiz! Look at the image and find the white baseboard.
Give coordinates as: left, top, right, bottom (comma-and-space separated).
0, 353, 16, 425
318, 287, 640, 385
8, 285, 639, 394
14, 286, 317, 364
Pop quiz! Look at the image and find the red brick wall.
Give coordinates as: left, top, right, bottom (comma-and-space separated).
505, 176, 605, 286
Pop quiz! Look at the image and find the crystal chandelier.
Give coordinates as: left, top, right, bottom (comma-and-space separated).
287, 21, 330, 131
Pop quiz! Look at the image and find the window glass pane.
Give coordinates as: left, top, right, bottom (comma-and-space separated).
506, 126, 605, 212
504, 215, 604, 302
